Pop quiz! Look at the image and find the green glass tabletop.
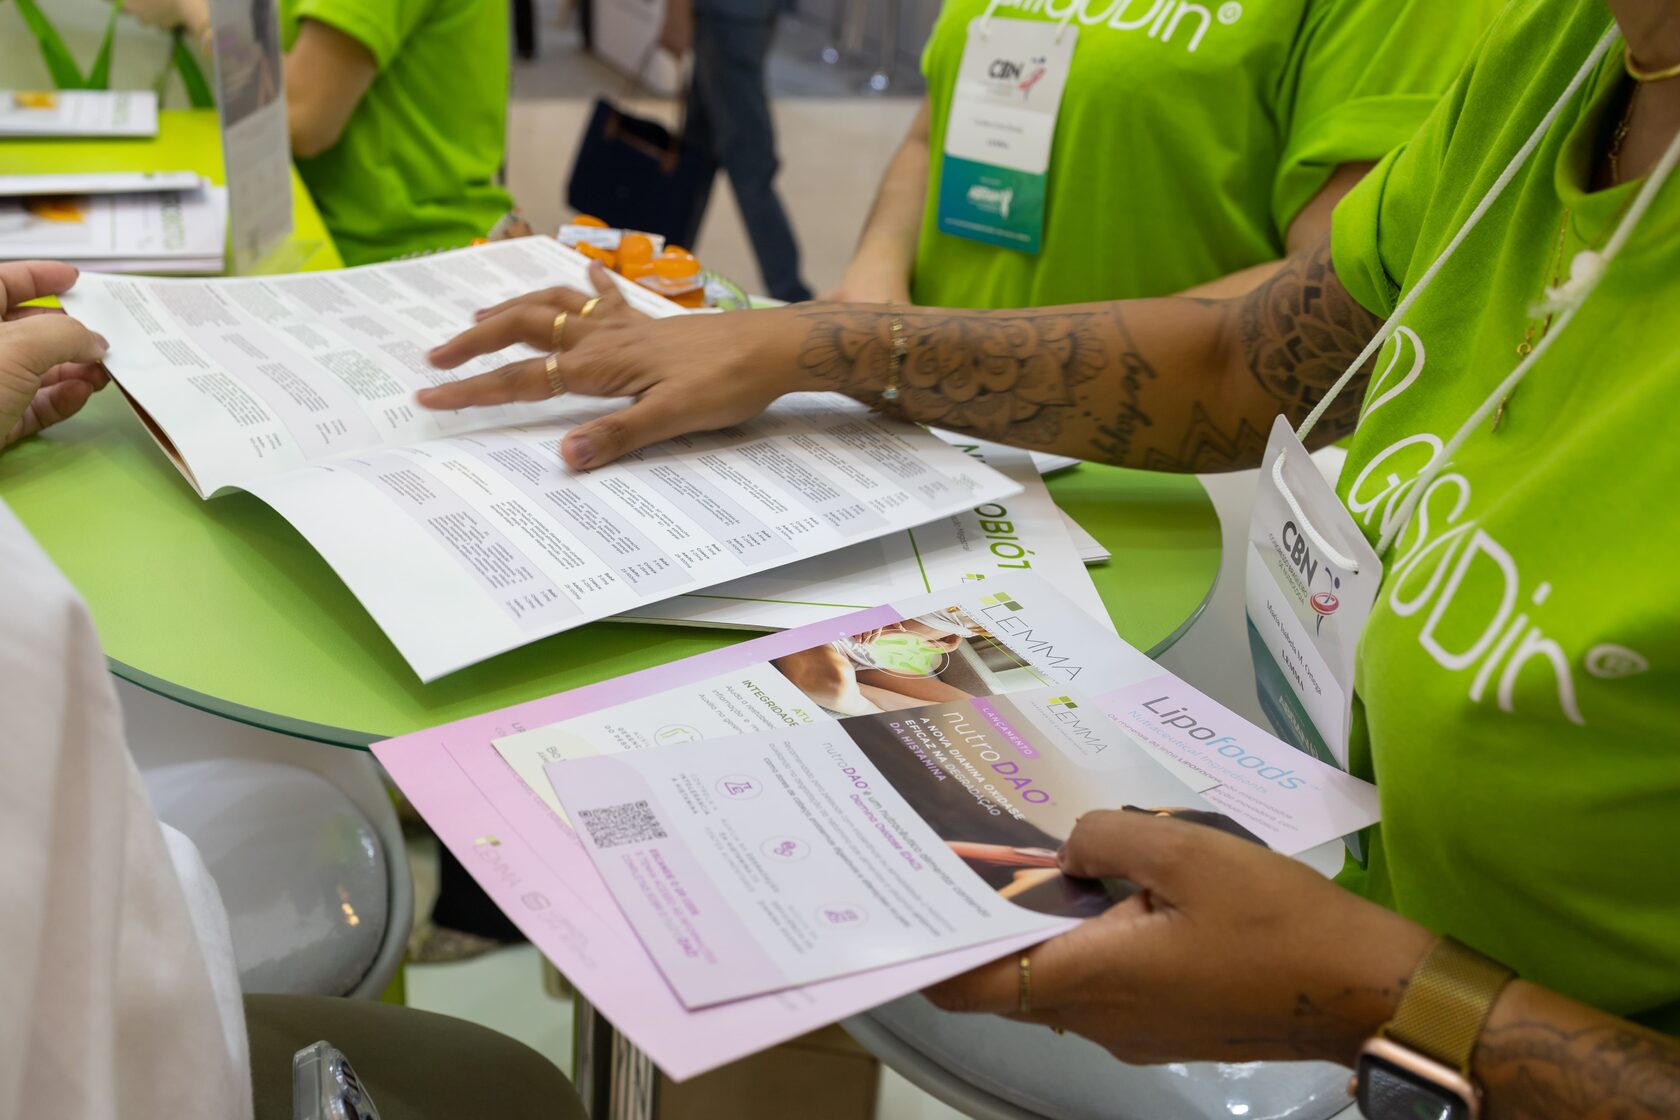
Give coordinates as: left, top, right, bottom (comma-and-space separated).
0, 110, 1221, 748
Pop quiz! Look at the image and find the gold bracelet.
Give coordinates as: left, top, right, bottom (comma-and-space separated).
880, 309, 907, 410
1625, 42, 1680, 83
1017, 953, 1033, 1015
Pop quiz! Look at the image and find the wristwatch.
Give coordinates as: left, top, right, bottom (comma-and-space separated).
1352, 937, 1515, 1120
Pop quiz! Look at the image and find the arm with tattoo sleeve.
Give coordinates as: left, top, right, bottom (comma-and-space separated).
1474, 983, 1680, 1120
794, 235, 1379, 471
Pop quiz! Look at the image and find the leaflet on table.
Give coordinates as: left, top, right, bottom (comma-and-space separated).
373, 576, 1378, 1074
0, 172, 204, 197
0, 187, 227, 274
1061, 508, 1108, 565
616, 438, 1110, 631
552, 678, 1250, 1007
60, 239, 678, 496
928, 427, 1079, 476
62, 240, 1018, 679
0, 90, 159, 137
247, 402, 1015, 679
374, 577, 1139, 1078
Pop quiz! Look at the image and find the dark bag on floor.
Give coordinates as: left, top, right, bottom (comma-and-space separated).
565, 97, 715, 248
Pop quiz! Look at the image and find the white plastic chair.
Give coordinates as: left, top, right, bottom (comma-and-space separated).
121, 679, 412, 1000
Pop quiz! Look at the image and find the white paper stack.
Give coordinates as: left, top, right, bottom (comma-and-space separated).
0, 181, 227, 275
0, 90, 159, 137
1061, 508, 1110, 565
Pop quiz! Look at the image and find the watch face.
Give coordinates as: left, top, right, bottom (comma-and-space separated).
1357, 1054, 1470, 1120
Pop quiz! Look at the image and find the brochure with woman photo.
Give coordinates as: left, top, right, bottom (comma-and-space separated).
381, 576, 1377, 1077
488, 578, 1380, 1009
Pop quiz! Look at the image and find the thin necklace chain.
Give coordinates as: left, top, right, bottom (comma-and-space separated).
1491, 82, 1642, 434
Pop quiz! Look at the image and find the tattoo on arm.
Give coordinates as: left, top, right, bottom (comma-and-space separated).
1239, 238, 1382, 443
1477, 1016, 1680, 1120
792, 236, 1381, 471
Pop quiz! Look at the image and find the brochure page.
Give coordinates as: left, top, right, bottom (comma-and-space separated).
0, 90, 159, 137
0, 172, 205, 197
244, 399, 1018, 680
548, 681, 1246, 1006
618, 438, 1110, 630
61, 238, 649, 496
376, 576, 1379, 1076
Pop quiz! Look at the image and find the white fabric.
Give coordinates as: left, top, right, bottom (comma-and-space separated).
0, 500, 251, 1120
160, 824, 253, 1094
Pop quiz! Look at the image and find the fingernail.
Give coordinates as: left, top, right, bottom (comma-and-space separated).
416, 389, 436, 405
1055, 844, 1067, 868
94, 332, 109, 350
567, 434, 594, 468
473, 308, 492, 321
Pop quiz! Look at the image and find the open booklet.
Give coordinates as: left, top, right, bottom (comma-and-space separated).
374, 575, 1379, 1076
62, 239, 1018, 679
617, 436, 1111, 631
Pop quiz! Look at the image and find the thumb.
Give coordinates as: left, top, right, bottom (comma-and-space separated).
1, 314, 108, 374
561, 395, 686, 469
1056, 808, 1224, 900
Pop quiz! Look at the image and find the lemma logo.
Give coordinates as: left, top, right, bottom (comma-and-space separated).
973, 592, 1087, 681
1047, 695, 1078, 709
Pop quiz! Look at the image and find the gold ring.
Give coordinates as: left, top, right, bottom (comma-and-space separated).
1017, 954, 1032, 1016
550, 310, 569, 350
579, 296, 603, 318
544, 352, 565, 398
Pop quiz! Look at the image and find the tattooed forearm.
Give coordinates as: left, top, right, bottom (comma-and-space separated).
1476, 998, 1680, 1120
794, 308, 1112, 447
1239, 237, 1382, 442
791, 236, 1379, 470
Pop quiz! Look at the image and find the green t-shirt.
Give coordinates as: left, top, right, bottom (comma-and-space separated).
1331, 0, 1680, 1033
280, 0, 513, 265
912, 0, 1497, 309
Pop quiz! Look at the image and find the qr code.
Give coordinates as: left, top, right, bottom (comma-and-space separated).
578, 800, 667, 848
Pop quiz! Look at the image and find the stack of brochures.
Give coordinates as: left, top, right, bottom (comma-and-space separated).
0, 89, 159, 137
0, 172, 227, 275
374, 574, 1383, 1077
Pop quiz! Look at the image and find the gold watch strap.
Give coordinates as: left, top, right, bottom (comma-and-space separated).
1382, 937, 1516, 1075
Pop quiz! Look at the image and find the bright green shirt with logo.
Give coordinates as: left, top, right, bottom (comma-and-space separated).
912, 0, 1498, 309
1330, 0, 1680, 1032
280, 0, 514, 265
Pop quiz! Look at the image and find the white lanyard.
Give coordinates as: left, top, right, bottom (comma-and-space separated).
1243, 22, 1680, 799
1293, 24, 1680, 558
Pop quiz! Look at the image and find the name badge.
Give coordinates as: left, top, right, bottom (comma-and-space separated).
1245, 417, 1382, 854
937, 17, 1078, 254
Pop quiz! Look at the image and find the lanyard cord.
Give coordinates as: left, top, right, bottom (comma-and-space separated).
1293, 25, 1621, 446
1373, 118, 1680, 555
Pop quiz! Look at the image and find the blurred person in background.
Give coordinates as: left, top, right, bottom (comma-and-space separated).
830, 0, 1501, 311
683, 0, 814, 302
126, 0, 515, 264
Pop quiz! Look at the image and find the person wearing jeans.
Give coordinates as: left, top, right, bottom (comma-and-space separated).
685, 0, 813, 303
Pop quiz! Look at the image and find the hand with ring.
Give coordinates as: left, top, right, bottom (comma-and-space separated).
419, 261, 811, 469
922, 808, 1433, 1065
424, 261, 625, 373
